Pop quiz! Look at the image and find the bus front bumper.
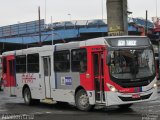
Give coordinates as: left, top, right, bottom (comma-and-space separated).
105, 87, 158, 106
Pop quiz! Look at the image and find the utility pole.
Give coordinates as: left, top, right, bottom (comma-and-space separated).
38, 6, 42, 46
51, 16, 54, 45
145, 10, 148, 36
156, 0, 158, 17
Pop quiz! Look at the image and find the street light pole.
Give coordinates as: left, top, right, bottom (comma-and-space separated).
156, 0, 158, 17
45, 0, 47, 23
51, 16, 54, 45
68, 14, 71, 21
145, 10, 148, 36
101, 0, 104, 20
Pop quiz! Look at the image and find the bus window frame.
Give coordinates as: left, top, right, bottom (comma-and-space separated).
71, 48, 87, 73
54, 50, 70, 72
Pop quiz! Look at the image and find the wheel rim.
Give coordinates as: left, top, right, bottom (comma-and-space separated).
78, 92, 89, 108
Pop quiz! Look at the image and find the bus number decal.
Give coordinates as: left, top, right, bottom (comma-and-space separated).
61, 77, 72, 86
22, 73, 36, 83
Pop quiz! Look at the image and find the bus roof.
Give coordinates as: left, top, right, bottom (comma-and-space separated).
2, 36, 149, 56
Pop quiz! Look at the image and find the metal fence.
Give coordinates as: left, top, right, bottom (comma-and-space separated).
0, 18, 154, 38
0, 20, 45, 38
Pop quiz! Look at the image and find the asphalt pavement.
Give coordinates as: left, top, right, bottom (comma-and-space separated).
0, 91, 160, 120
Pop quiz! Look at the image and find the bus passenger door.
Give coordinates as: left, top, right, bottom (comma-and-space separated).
7, 58, 16, 96
43, 57, 51, 98
93, 52, 105, 103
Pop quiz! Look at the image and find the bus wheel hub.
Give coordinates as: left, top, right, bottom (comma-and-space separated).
79, 94, 88, 106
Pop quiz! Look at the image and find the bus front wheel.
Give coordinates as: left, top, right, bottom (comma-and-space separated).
75, 89, 93, 111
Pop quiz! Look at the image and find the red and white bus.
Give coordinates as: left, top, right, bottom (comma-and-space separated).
0, 55, 2, 90
2, 36, 158, 111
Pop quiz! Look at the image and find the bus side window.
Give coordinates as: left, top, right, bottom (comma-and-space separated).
16, 55, 26, 73
71, 48, 87, 73
27, 53, 39, 73
54, 50, 70, 72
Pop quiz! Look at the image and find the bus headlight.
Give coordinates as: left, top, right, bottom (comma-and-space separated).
107, 83, 118, 92
153, 83, 157, 88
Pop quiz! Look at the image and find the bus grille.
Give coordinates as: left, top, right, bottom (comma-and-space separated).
111, 75, 155, 88
118, 93, 152, 101
120, 80, 150, 88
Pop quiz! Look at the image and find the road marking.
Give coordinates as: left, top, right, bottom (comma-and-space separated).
46, 112, 51, 114
34, 112, 43, 115
0, 109, 7, 112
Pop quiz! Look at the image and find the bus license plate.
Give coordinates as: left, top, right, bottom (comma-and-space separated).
132, 94, 140, 99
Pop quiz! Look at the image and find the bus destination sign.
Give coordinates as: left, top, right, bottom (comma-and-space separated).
106, 37, 150, 47
118, 40, 137, 46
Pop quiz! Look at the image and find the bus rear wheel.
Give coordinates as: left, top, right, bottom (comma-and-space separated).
23, 88, 40, 105
75, 89, 93, 111
23, 87, 33, 105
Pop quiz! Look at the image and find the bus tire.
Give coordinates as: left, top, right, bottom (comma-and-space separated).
118, 104, 133, 109
23, 87, 34, 105
75, 89, 93, 111
56, 101, 68, 105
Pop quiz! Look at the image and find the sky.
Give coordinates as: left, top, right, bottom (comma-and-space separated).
0, 0, 159, 26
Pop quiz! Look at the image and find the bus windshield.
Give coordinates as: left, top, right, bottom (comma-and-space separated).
109, 48, 155, 80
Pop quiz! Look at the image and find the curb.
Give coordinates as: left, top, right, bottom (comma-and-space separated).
158, 89, 160, 94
